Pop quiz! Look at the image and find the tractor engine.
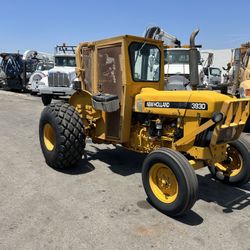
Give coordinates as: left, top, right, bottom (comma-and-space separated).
129, 113, 181, 152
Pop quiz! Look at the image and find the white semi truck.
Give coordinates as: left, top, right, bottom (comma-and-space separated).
38, 45, 78, 105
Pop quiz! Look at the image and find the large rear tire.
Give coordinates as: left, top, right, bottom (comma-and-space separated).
142, 148, 198, 217
208, 136, 250, 186
39, 103, 85, 169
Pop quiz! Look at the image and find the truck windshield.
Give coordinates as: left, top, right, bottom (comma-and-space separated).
164, 50, 190, 64
36, 62, 54, 71
129, 42, 160, 82
55, 56, 76, 67
209, 68, 221, 76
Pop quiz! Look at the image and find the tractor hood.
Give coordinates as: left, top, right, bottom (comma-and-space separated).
134, 88, 232, 118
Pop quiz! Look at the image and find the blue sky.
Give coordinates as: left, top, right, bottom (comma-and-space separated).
1, 0, 249, 53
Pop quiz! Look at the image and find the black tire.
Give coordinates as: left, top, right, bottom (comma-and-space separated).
39, 103, 85, 169
208, 136, 250, 186
30, 91, 37, 96
142, 148, 198, 217
41, 94, 53, 106
243, 116, 250, 133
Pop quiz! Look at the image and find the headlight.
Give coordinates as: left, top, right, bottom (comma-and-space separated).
212, 112, 224, 123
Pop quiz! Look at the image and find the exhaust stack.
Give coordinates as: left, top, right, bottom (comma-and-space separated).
189, 29, 200, 90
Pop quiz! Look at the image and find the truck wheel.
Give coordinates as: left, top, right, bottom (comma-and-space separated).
208, 136, 250, 186
142, 148, 198, 217
39, 103, 85, 169
41, 94, 53, 106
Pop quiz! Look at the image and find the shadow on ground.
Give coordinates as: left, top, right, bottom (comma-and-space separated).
85, 144, 146, 176
56, 159, 95, 175
198, 174, 250, 213
57, 143, 250, 223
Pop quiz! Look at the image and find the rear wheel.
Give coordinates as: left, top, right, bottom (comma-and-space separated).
39, 103, 85, 169
41, 94, 53, 106
208, 136, 250, 186
142, 148, 198, 217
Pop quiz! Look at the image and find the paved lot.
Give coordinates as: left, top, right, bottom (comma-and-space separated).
0, 90, 249, 250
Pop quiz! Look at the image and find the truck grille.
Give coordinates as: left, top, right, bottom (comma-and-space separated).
48, 72, 70, 87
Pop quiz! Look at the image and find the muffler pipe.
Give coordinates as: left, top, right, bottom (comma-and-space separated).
189, 28, 200, 90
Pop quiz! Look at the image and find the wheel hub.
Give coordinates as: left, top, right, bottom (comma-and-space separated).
149, 163, 178, 203
43, 123, 55, 151
214, 146, 243, 177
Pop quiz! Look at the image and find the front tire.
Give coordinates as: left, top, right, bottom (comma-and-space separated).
142, 148, 198, 217
39, 103, 85, 169
208, 136, 250, 186
41, 94, 53, 106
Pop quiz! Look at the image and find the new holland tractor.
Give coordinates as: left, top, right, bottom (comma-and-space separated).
39, 34, 250, 217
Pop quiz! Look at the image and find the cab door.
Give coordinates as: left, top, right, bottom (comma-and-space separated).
97, 44, 123, 139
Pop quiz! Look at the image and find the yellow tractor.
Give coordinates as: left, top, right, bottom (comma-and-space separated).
39, 35, 250, 217
231, 42, 250, 97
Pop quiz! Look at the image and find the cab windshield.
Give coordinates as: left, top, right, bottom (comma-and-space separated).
129, 42, 160, 82
55, 56, 76, 67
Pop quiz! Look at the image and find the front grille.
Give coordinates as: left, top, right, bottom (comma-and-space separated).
48, 72, 70, 87
210, 80, 220, 85
211, 99, 250, 145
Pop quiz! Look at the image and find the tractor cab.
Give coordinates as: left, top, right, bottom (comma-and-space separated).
71, 35, 164, 142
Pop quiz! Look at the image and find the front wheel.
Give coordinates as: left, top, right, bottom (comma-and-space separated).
208, 136, 250, 186
142, 148, 198, 217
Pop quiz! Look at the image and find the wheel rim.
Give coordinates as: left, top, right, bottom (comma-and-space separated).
149, 163, 178, 204
214, 146, 243, 177
43, 123, 55, 151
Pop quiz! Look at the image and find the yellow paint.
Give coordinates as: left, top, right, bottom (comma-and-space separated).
189, 160, 204, 170
43, 123, 55, 151
149, 163, 178, 204
214, 145, 243, 177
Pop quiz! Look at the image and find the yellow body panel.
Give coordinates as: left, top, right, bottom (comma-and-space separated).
135, 88, 232, 118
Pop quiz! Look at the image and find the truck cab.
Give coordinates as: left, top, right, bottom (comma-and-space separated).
164, 47, 204, 90
203, 66, 222, 87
